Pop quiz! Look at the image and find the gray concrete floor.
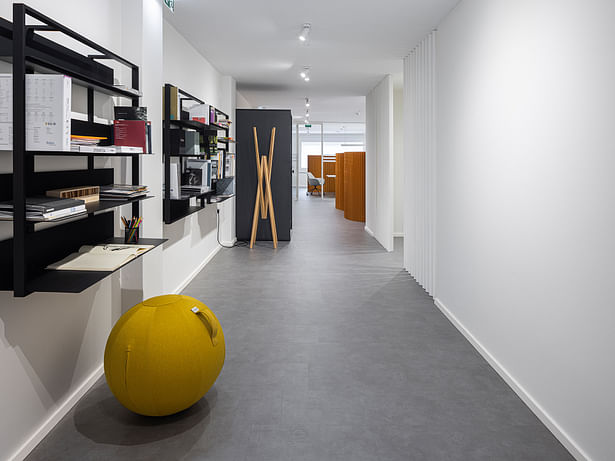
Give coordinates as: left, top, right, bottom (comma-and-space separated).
27, 196, 573, 460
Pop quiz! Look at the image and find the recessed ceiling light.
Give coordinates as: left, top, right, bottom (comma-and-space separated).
305, 98, 310, 107
304, 76, 310, 82
298, 23, 311, 42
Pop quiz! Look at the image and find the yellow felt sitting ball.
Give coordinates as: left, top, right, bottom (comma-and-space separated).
104, 294, 225, 416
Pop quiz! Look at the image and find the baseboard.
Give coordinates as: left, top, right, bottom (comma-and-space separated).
364, 225, 375, 237
9, 364, 104, 461
393, 232, 404, 238
173, 244, 222, 294
433, 298, 589, 461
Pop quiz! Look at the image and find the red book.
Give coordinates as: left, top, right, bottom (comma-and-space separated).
113, 120, 148, 153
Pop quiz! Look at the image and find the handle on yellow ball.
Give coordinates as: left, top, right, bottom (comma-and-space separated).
192, 307, 219, 346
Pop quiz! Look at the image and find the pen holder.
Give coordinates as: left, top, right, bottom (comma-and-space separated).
124, 227, 139, 244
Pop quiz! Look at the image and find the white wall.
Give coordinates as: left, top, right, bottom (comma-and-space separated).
161, 20, 236, 294
365, 75, 394, 251
236, 90, 252, 109
433, 1, 615, 460
393, 87, 404, 237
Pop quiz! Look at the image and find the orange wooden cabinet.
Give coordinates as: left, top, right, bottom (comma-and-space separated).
343, 152, 365, 222
335, 153, 345, 210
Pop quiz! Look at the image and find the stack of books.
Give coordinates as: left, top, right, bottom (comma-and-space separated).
70, 135, 143, 154
0, 197, 87, 222
100, 184, 149, 201
71, 135, 107, 153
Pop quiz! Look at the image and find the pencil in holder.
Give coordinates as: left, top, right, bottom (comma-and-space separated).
124, 227, 139, 244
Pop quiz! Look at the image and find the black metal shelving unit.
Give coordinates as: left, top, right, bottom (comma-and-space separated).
162, 84, 235, 224
0, 4, 165, 297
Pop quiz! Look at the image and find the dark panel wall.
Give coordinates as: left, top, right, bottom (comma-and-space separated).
236, 109, 292, 241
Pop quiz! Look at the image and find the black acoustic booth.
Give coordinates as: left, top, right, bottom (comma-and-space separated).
235, 109, 292, 241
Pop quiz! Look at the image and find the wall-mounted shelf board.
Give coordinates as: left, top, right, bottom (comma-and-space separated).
25, 237, 166, 293
165, 205, 204, 225
25, 151, 154, 157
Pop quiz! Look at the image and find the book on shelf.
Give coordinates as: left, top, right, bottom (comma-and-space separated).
0, 208, 87, 222
47, 243, 154, 271
0, 196, 86, 221
113, 120, 151, 154
184, 130, 200, 156
182, 159, 212, 192
188, 103, 210, 124
100, 184, 148, 200
162, 85, 179, 120
71, 135, 107, 145
70, 145, 144, 154
0, 74, 72, 151
114, 106, 147, 121
209, 106, 216, 124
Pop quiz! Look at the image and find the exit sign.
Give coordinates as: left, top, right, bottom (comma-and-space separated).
164, 0, 174, 12
304, 124, 312, 128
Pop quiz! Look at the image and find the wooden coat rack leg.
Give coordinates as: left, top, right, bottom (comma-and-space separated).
250, 127, 278, 249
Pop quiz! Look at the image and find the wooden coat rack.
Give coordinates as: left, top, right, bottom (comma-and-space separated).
250, 126, 278, 248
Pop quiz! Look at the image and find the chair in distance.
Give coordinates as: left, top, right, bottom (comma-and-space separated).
306, 172, 325, 195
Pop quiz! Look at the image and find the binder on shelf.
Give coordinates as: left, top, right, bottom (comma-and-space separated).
0, 74, 72, 151
169, 162, 181, 199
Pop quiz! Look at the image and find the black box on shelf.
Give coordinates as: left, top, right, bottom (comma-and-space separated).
114, 106, 148, 121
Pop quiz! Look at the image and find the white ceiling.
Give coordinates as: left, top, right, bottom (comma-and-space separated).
165, 0, 459, 122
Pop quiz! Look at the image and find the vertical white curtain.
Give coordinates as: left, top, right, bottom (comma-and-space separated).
404, 31, 437, 296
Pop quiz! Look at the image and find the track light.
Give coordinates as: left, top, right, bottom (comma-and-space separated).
298, 23, 311, 42
305, 111, 310, 118
305, 98, 310, 107
300, 67, 310, 82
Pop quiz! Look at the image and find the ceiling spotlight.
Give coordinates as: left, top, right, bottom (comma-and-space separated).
300, 67, 310, 81
305, 98, 310, 107
305, 112, 310, 118
298, 23, 311, 42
